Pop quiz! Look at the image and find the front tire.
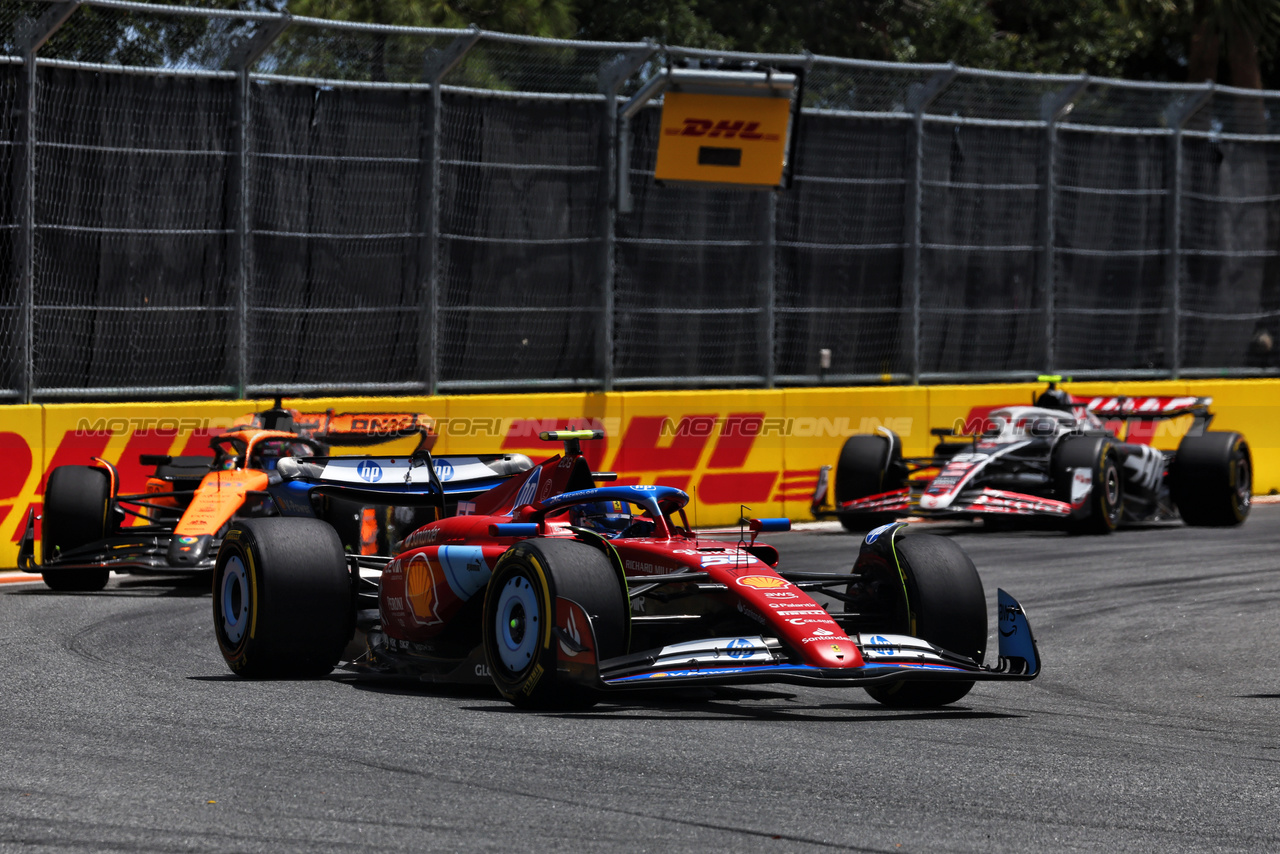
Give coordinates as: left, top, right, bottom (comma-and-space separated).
1053, 437, 1122, 535
863, 533, 986, 708
42, 465, 113, 592
1171, 432, 1251, 526
213, 518, 353, 678
482, 538, 628, 710
835, 433, 905, 532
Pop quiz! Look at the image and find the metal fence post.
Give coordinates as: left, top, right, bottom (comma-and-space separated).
598, 46, 655, 392
762, 191, 777, 388
422, 28, 481, 396
229, 14, 291, 400
1039, 75, 1089, 374
902, 65, 956, 384
1165, 83, 1213, 379
16, 2, 80, 404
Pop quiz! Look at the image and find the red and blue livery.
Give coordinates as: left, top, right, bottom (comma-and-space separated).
212, 431, 1040, 710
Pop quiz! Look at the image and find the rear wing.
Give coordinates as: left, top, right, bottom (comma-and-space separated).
431, 454, 534, 499
306, 411, 436, 453
274, 452, 532, 505
1074, 395, 1214, 429
231, 407, 437, 452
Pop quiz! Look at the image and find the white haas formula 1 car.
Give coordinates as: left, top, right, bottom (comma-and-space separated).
812, 378, 1251, 534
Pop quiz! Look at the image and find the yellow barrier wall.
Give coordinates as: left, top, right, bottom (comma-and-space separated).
3, 379, 1277, 568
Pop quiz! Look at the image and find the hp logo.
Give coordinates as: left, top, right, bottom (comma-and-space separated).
356, 460, 383, 483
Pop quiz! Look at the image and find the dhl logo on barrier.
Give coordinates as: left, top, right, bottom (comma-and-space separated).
493, 413, 820, 508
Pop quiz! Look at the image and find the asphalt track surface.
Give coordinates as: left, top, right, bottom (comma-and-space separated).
3, 509, 1280, 853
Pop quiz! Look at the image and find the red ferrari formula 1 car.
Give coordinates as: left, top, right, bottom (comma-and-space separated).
812, 378, 1251, 534
212, 432, 1040, 710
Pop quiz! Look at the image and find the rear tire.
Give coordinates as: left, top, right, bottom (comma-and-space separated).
213, 518, 353, 678
41, 466, 112, 592
483, 538, 628, 710
1171, 432, 1251, 526
1053, 437, 1122, 535
835, 434, 905, 533
864, 533, 986, 708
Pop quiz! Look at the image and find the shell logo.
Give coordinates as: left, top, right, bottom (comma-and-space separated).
736, 575, 791, 590
405, 553, 443, 625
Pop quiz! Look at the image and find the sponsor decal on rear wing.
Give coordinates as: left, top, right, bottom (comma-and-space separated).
276, 453, 531, 499
309, 412, 435, 448
1077, 396, 1213, 421
232, 409, 437, 450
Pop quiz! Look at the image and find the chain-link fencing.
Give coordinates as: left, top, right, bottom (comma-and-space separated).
3, 0, 1279, 401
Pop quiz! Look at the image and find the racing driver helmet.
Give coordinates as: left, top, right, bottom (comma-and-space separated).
1035, 386, 1074, 412
569, 501, 633, 537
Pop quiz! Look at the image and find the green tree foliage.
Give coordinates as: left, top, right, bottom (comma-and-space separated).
1178, 0, 1280, 87
287, 0, 576, 38
578, 0, 1280, 88
30, 0, 1280, 88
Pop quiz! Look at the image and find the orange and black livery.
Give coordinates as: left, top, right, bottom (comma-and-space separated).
18, 399, 437, 591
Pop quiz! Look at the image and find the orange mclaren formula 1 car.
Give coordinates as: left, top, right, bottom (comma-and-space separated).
17, 400, 526, 592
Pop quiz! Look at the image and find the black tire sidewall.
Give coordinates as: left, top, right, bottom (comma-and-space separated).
42, 466, 113, 592
212, 518, 352, 678
835, 434, 903, 531
43, 466, 112, 556
482, 538, 628, 709
1172, 432, 1251, 526
213, 529, 258, 674
483, 545, 556, 704
864, 532, 985, 708
1092, 445, 1123, 532
1053, 437, 1122, 534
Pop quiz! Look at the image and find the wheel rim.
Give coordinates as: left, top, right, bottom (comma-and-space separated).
1103, 462, 1121, 524
220, 555, 251, 645
494, 574, 540, 675
1236, 454, 1252, 512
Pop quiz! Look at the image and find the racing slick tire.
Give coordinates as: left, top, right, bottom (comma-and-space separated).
1052, 437, 1122, 535
483, 538, 628, 710
41, 465, 113, 592
213, 518, 353, 678
835, 433, 905, 533
863, 533, 987, 708
1170, 432, 1251, 526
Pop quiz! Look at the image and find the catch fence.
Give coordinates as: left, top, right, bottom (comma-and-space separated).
2, 0, 1279, 401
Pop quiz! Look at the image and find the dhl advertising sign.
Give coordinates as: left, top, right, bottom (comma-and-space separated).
2, 380, 1279, 568
654, 91, 792, 186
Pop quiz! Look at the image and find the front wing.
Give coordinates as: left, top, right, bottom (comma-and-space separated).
830, 487, 1074, 520
17, 509, 215, 575
596, 589, 1039, 691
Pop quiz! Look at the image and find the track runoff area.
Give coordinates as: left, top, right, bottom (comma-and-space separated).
2, 505, 1278, 852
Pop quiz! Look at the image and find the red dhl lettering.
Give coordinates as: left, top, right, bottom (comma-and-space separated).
664, 118, 779, 141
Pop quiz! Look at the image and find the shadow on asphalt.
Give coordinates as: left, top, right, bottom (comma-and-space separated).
455, 684, 1025, 721
185, 671, 1025, 720
466, 702, 1023, 723
827, 519, 1183, 538
8, 579, 209, 598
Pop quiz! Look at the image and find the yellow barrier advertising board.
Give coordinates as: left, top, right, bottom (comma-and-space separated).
2, 380, 1278, 568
